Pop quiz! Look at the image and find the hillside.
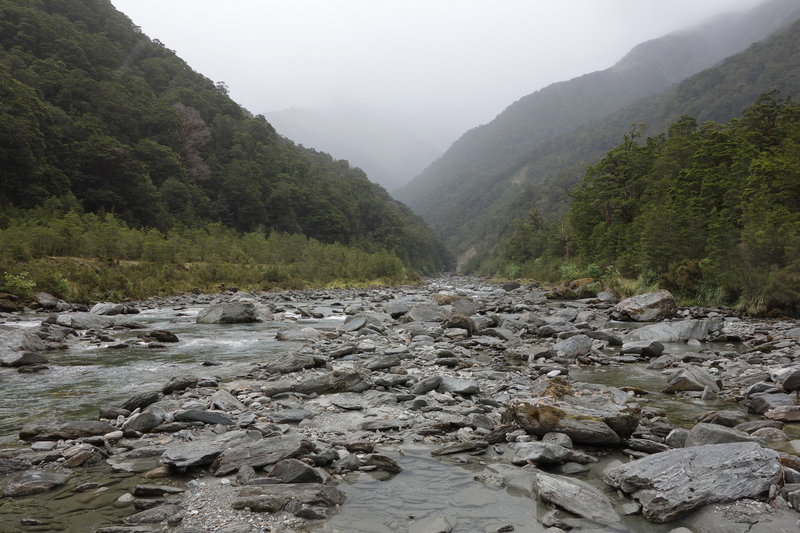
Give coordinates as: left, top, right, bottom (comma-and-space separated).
394, 0, 800, 259
0, 0, 448, 272
266, 107, 442, 192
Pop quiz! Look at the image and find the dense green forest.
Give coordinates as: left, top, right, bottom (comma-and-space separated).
485, 93, 800, 315
0, 0, 448, 299
395, 0, 800, 261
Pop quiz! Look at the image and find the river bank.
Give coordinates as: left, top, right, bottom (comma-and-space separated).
1, 276, 799, 532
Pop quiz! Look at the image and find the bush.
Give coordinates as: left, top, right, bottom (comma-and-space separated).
0, 271, 37, 300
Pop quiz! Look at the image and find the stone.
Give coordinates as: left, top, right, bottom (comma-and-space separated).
3, 469, 71, 497
141, 330, 178, 343
275, 327, 322, 342
210, 436, 313, 476
763, 405, 800, 422
604, 442, 782, 523
91, 302, 139, 315
196, 302, 258, 324
663, 366, 720, 394
512, 442, 596, 465
269, 409, 314, 424
695, 410, 747, 427
502, 377, 640, 445
405, 304, 449, 323
162, 375, 199, 395
123, 504, 181, 525
121, 391, 161, 412
231, 484, 344, 514
409, 514, 453, 533
534, 471, 620, 525
384, 300, 411, 318
19, 420, 115, 441
684, 423, 764, 447
747, 392, 795, 415
0, 328, 46, 353
124, 408, 166, 433
267, 458, 323, 483
132, 485, 185, 497
261, 369, 371, 397
620, 340, 664, 358
430, 441, 488, 456
615, 290, 677, 322
0, 351, 47, 367
161, 432, 248, 469
437, 376, 480, 396
263, 353, 317, 374
410, 375, 443, 395
174, 409, 235, 426
551, 334, 593, 359
679, 499, 800, 533
210, 389, 248, 412
624, 319, 709, 343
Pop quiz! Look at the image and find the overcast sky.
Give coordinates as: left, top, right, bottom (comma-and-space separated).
111, 0, 765, 149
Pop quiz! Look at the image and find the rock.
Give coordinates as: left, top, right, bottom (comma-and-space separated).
267, 458, 323, 483
120, 391, 161, 412
275, 327, 322, 342
0, 328, 46, 353
123, 504, 181, 525
264, 353, 317, 374
442, 314, 475, 336
132, 485, 185, 497
437, 376, 480, 396
55, 312, 140, 330
141, 330, 178, 343
502, 377, 640, 445
512, 442, 596, 465
409, 514, 453, 533
747, 392, 795, 415
161, 376, 198, 394
35, 292, 60, 309
410, 375, 443, 395
210, 389, 247, 412
534, 471, 620, 525
384, 300, 411, 318
269, 409, 314, 424
365, 355, 401, 371
615, 290, 677, 322
210, 435, 313, 476
19, 420, 115, 441
231, 483, 345, 514
174, 409, 235, 426
623, 319, 709, 343
196, 302, 258, 324
620, 340, 664, 357
551, 334, 593, 359
261, 368, 371, 397
696, 410, 747, 427
430, 441, 488, 456
684, 423, 764, 447
764, 405, 800, 422
678, 499, 800, 533
663, 366, 720, 394
124, 408, 166, 433
585, 330, 623, 346
361, 454, 402, 474
91, 302, 139, 315
604, 442, 782, 522
2, 469, 71, 497
0, 351, 47, 367
772, 365, 800, 392
405, 304, 449, 323
161, 432, 248, 469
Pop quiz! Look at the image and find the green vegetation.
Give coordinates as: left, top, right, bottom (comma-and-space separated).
0, 0, 449, 293
0, 205, 414, 302
486, 93, 800, 315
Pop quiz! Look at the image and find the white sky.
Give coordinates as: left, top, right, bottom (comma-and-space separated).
111, 0, 765, 149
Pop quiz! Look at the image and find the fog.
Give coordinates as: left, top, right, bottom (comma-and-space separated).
111, 0, 765, 150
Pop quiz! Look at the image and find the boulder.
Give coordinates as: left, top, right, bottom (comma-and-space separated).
275, 327, 322, 342
231, 483, 344, 514
512, 442, 597, 465
263, 353, 318, 374
267, 458, 323, 483
620, 340, 664, 357
91, 302, 139, 315
19, 420, 115, 441
623, 319, 709, 343
615, 290, 677, 322
684, 423, 764, 447
3, 469, 71, 497
764, 405, 800, 422
0, 327, 46, 353
747, 392, 795, 415
437, 376, 480, 396
502, 377, 640, 445
210, 435, 313, 476
260, 369, 371, 397
0, 351, 47, 367
405, 304, 449, 323
534, 471, 620, 525
196, 302, 258, 324
551, 334, 593, 359
663, 366, 720, 394
604, 442, 782, 522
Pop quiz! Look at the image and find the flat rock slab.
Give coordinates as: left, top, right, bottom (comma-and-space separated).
210, 435, 313, 476
764, 405, 800, 422
430, 441, 487, 456
161, 431, 250, 469
3, 469, 71, 497
502, 377, 639, 445
604, 442, 782, 523
19, 420, 115, 441
232, 483, 345, 512
261, 369, 371, 397
534, 471, 620, 525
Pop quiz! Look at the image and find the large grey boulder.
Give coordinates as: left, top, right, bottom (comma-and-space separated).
615, 290, 677, 322
534, 471, 620, 525
604, 442, 782, 522
196, 302, 259, 324
551, 334, 593, 359
623, 319, 709, 343
684, 422, 764, 447
0, 351, 47, 367
663, 366, 720, 393
90, 302, 139, 315
502, 377, 640, 445
405, 304, 449, 323
0, 327, 46, 353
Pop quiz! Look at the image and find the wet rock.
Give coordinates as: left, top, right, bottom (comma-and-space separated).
140, 330, 178, 343
512, 442, 597, 465
132, 485, 185, 497
763, 405, 800, 422
267, 458, 323, 483
431, 441, 488, 456
551, 334, 592, 359
503, 377, 640, 445
684, 423, 764, 447
696, 410, 747, 427
615, 290, 677, 322
55, 312, 141, 330
0, 351, 47, 367
91, 302, 140, 315
361, 454, 402, 474
624, 319, 709, 343
2, 469, 71, 497
0, 327, 46, 353
275, 327, 322, 342
19, 420, 115, 441
604, 442, 782, 523
662, 366, 720, 394
585, 330, 623, 346
196, 302, 258, 324
210, 436, 313, 476
534, 471, 620, 525
120, 391, 161, 412
747, 392, 795, 415
620, 340, 664, 358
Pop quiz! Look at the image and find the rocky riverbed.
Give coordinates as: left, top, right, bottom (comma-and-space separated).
1, 276, 800, 532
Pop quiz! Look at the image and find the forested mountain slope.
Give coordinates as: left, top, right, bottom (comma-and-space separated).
394, 0, 800, 259
0, 0, 448, 272
266, 107, 442, 192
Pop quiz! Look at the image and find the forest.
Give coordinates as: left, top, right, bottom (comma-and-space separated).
0, 0, 448, 301
482, 93, 800, 315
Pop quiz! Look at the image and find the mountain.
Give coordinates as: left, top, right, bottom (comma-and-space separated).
266, 107, 442, 192
394, 0, 800, 261
0, 0, 448, 272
